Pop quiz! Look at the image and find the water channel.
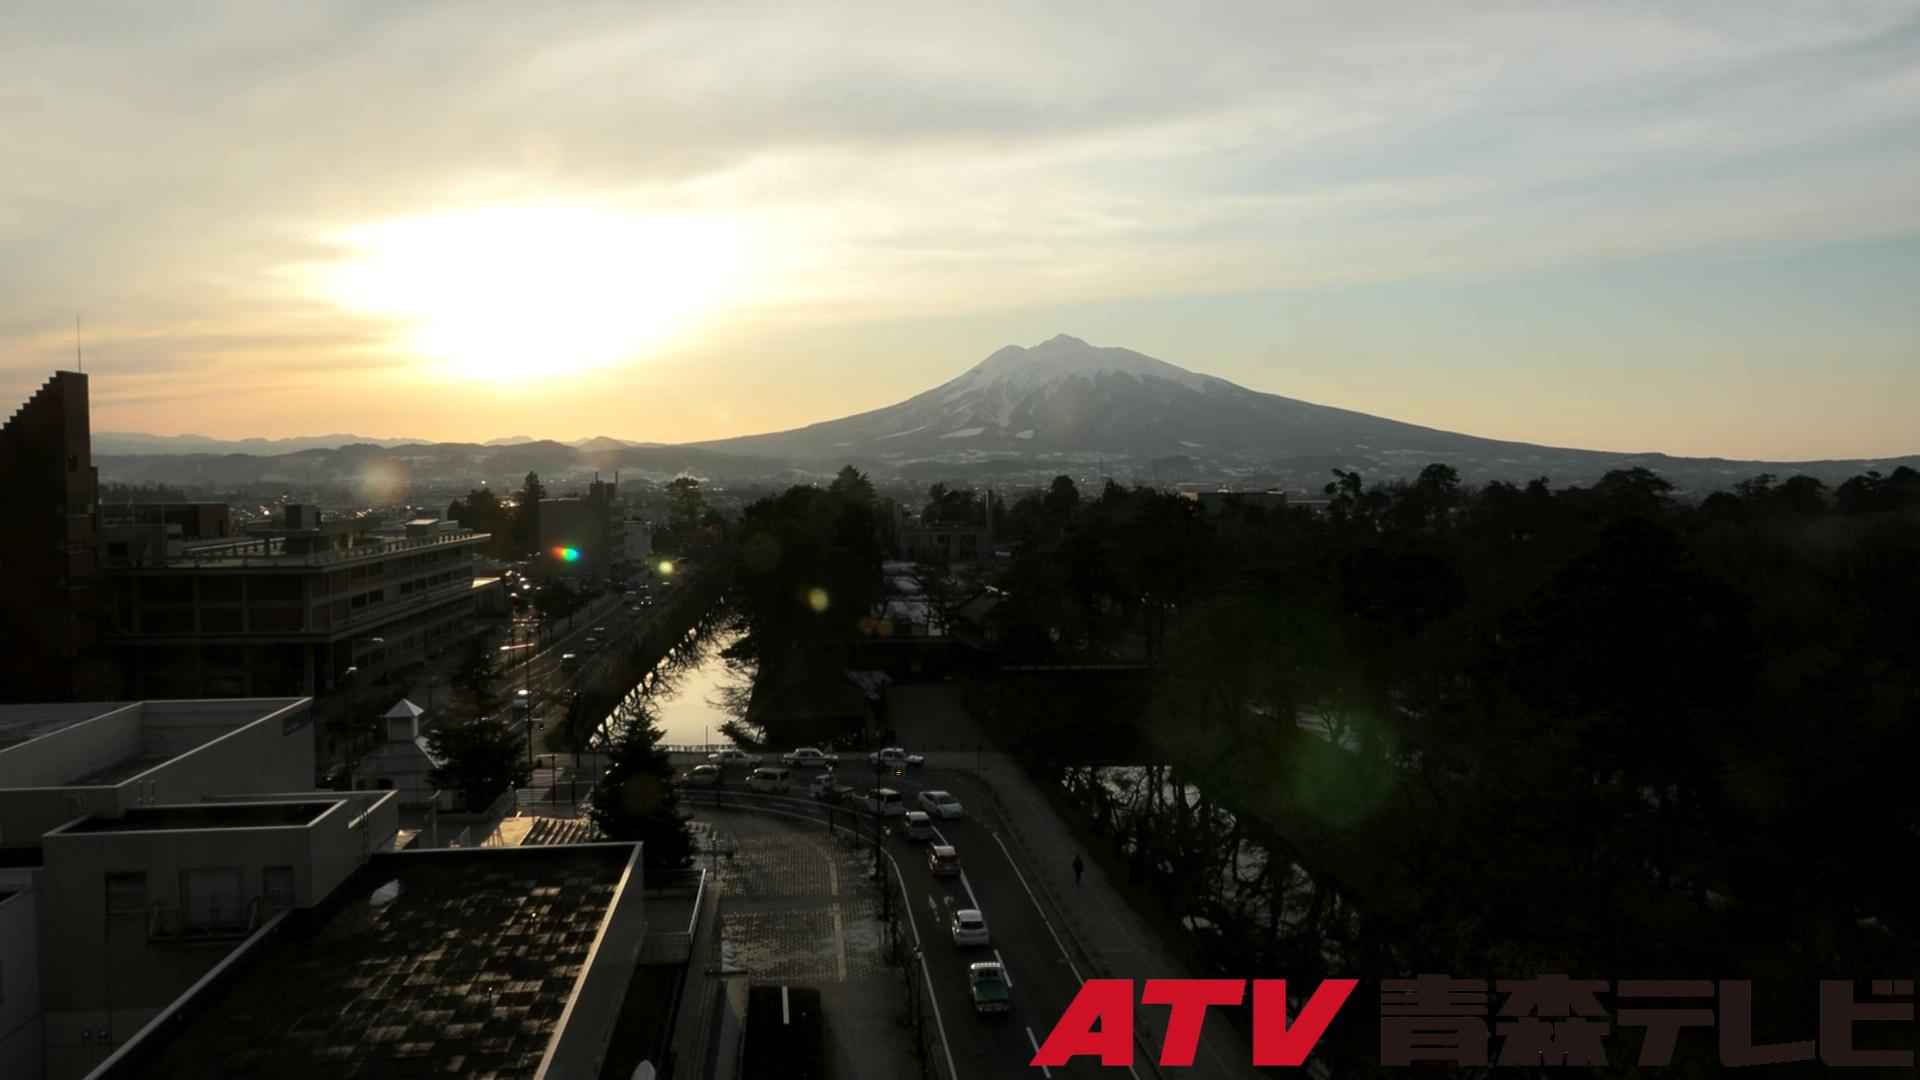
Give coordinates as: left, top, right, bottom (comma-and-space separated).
601, 619, 749, 749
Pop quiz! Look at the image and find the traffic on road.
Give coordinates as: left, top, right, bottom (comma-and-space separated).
679, 745, 1137, 1079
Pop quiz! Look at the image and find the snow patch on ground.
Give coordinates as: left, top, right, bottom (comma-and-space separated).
940, 426, 988, 439
1014, 429, 1035, 440
883, 424, 931, 439
1179, 441, 1204, 448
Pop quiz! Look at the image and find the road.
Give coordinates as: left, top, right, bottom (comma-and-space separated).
499, 572, 700, 760
677, 759, 1148, 1080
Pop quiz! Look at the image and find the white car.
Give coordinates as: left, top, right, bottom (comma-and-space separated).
951, 909, 990, 947
868, 747, 925, 770
707, 748, 762, 767
781, 747, 840, 768
682, 764, 720, 787
902, 810, 935, 841
918, 790, 963, 820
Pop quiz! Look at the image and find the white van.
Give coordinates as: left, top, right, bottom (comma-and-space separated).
862, 788, 904, 818
748, 767, 791, 794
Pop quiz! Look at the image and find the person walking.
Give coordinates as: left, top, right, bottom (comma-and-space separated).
1071, 853, 1085, 886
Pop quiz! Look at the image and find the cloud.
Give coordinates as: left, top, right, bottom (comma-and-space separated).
2, 1, 1918, 445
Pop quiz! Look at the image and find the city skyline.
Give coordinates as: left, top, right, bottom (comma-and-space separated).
4, 3, 1919, 460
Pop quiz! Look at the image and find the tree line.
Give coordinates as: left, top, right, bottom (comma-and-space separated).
977, 464, 1920, 1071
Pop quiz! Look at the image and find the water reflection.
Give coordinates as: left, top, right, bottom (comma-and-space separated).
597, 619, 752, 748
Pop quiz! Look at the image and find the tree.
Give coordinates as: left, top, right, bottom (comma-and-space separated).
428, 714, 529, 810
587, 703, 694, 869
535, 578, 585, 633
829, 465, 876, 507
513, 472, 545, 555
447, 636, 504, 719
1041, 475, 1081, 523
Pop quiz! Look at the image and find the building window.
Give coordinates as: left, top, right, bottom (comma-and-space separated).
263, 866, 295, 911
182, 868, 245, 930
106, 872, 148, 915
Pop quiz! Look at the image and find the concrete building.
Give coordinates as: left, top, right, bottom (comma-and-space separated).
99, 503, 231, 543
0, 371, 112, 703
0, 695, 707, 1080
0, 697, 333, 1077
897, 522, 993, 562
538, 476, 624, 584
104, 506, 489, 698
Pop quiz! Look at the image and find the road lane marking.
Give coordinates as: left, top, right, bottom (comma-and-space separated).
988, 830, 1084, 984
830, 903, 848, 982
931, 825, 982, 909
704, 800, 961, 1080
1025, 1027, 1052, 1078
994, 949, 1012, 986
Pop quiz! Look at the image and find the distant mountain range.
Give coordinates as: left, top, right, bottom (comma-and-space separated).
91, 335, 1918, 493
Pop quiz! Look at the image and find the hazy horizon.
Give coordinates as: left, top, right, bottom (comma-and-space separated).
5, 3, 1919, 459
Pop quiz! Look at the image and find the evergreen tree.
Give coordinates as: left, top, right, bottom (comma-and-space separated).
588, 704, 694, 869
428, 714, 529, 811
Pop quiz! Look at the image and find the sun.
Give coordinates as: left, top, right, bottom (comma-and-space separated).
323, 205, 751, 381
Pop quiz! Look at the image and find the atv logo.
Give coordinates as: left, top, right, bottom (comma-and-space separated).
1030, 978, 1358, 1068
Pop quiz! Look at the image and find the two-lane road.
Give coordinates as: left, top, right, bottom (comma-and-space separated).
683, 761, 1147, 1080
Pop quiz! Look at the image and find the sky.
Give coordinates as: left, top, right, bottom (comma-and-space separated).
2, 1, 1917, 460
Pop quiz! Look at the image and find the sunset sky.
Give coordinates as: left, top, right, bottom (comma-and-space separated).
3, 1, 1917, 460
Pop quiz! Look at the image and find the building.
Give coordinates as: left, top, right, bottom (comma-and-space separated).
0, 371, 112, 703
100, 502, 231, 543
87, 845, 656, 1080
104, 506, 489, 698
896, 522, 993, 562
0, 696, 702, 1080
0, 697, 328, 1077
538, 475, 625, 584
1174, 488, 1328, 516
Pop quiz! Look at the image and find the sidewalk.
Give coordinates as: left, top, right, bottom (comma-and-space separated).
888, 684, 1257, 1079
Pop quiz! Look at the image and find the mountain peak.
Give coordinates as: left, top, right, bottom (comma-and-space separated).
967, 334, 1210, 392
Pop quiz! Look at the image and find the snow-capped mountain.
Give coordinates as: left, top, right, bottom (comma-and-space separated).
695, 334, 1524, 466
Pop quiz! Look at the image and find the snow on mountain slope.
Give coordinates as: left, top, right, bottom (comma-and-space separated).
692, 333, 1517, 465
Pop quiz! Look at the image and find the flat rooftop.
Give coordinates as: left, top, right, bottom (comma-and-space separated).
60, 801, 338, 834
107, 845, 634, 1080
0, 698, 309, 789
0, 702, 126, 751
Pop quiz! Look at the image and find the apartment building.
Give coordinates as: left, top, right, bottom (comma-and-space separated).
538, 476, 625, 584
105, 506, 489, 697
0, 371, 112, 702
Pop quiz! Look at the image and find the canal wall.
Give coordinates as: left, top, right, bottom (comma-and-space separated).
553, 556, 730, 751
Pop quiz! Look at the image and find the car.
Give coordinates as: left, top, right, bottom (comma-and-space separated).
918, 790, 963, 820
968, 962, 1011, 1014
707, 748, 763, 767
902, 810, 935, 841
781, 747, 840, 768
862, 787, 905, 817
747, 766, 791, 793
951, 909, 990, 947
683, 764, 720, 787
593, 625, 607, 634
868, 747, 925, 770
809, 774, 855, 802
584, 636, 600, 649
927, 844, 961, 877
510, 689, 532, 715
559, 652, 579, 671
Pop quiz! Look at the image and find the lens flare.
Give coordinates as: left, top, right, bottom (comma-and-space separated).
554, 546, 581, 563
807, 587, 830, 613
